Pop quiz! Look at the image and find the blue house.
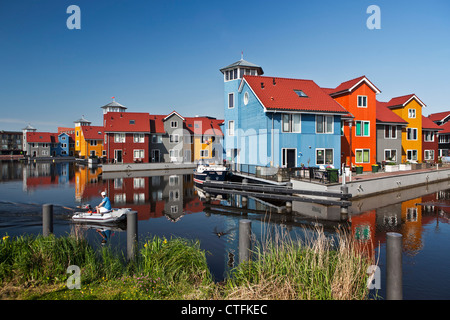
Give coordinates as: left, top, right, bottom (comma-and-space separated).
220, 58, 348, 169
50, 133, 71, 157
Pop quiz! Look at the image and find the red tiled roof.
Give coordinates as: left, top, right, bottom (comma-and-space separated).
325, 76, 381, 96
385, 94, 426, 108
439, 121, 450, 134
242, 75, 348, 114
422, 116, 443, 131
149, 115, 165, 134
26, 132, 58, 143
427, 111, 450, 123
184, 117, 224, 136
81, 126, 105, 140
376, 101, 408, 124
104, 112, 151, 133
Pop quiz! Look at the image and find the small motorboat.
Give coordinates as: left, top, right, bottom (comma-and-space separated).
71, 204, 134, 223
194, 164, 228, 185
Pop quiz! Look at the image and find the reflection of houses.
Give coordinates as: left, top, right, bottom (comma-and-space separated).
23, 162, 75, 192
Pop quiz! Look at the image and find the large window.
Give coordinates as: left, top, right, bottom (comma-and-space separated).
114, 133, 126, 143
133, 149, 144, 160
408, 109, 416, 118
357, 95, 367, 108
316, 115, 333, 134
424, 150, 435, 161
384, 149, 397, 162
407, 149, 418, 161
316, 148, 334, 165
407, 128, 418, 140
356, 121, 370, 137
384, 125, 397, 139
424, 131, 434, 142
356, 149, 370, 163
282, 114, 301, 133
133, 133, 145, 143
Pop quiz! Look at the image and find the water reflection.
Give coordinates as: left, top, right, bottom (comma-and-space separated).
1, 160, 450, 299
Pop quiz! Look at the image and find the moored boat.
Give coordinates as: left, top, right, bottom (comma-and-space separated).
194, 164, 228, 185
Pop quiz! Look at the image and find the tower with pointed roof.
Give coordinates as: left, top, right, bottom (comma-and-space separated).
219, 57, 264, 165
101, 98, 127, 115
22, 124, 36, 154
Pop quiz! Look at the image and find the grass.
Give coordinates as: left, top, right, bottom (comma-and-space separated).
0, 226, 376, 300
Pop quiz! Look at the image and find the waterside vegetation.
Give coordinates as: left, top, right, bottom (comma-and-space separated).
0, 228, 375, 300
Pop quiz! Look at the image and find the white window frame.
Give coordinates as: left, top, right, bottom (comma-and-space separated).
281, 114, 301, 133
133, 133, 145, 143
228, 120, 235, 136
407, 128, 418, 141
407, 149, 418, 161
228, 93, 234, 109
114, 133, 126, 143
316, 115, 334, 134
424, 150, 435, 161
424, 131, 434, 142
384, 149, 397, 162
169, 134, 179, 143
355, 149, 370, 163
355, 121, 370, 137
316, 148, 334, 165
133, 149, 144, 160
170, 121, 178, 128
408, 108, 416, 119
357, 95, 368, 108
384, 125, 397, 139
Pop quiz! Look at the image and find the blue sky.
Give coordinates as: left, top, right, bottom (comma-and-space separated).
1, 0, 449, 132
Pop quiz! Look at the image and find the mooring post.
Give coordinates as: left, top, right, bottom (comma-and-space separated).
386, 232, 403, 300
239, 219, 252, 264
127, 211, 138, 261
340, 185, 349, 220
42, 204, 53, 237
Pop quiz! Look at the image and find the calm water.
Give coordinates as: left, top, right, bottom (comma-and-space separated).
1, 160, 449, 300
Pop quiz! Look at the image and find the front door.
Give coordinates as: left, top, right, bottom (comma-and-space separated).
151, 149, 160, 163
114, 150, 123, 163
282, 148, 296, 168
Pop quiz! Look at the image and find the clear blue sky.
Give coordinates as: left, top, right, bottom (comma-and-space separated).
1, 0, 449, 132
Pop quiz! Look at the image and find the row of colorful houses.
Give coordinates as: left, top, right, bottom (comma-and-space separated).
23, 100, 224, 165
220, 58, 445, 171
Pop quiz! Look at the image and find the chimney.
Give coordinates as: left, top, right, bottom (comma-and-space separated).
273, 78, 276, 86
261, 82, 265, 89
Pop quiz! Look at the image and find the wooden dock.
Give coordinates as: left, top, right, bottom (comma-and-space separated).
201, 180, 352, 208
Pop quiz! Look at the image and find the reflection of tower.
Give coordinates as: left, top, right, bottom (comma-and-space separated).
164, 174, 184, 222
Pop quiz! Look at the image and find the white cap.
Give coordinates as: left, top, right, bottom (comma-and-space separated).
101, 191, 106, 196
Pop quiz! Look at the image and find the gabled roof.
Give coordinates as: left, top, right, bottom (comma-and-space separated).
376, 101, 408, 125
439, 121, 450, 134
422, 116, 443, 131
163, 111, 185, 121
104, 112, 150, 133
184, 117, 224, 136
241, 75, 348, 114
385, 94, 426, 108
26, 132, 58, 143
427, 111, 450, 123
81, 126, 105, 140
325, 76, 381, 96
220, 59, 264, 75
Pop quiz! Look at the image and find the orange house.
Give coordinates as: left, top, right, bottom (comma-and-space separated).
322, 76, 381, 171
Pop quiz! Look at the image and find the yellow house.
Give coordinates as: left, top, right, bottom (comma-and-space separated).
385, 94, 425, 163
185, 117, 224, 163
74, 116, 104, 158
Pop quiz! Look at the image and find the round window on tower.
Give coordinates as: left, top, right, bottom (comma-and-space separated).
244, 92, 249, 105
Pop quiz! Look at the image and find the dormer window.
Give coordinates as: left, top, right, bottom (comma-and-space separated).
294, 90, 308, 98
129, 120, 135, 125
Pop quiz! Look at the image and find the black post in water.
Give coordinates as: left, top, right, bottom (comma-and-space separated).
127, 211, 138, 261
239, 219, 252, 264
42, 204, 53, 237
340, 185, 349, 221
386, 232, 403, 300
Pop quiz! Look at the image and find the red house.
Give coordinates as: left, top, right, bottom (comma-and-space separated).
422, 116, 442, 163
104, 112, 151, 163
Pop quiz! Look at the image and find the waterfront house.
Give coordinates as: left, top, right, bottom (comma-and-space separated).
1, 130, 23, 155
74, 116, 92, 158
322, 76, 381, 171
74, 115, 104, 159
22, 124, 37, 155
434, 119, 450, 157
185, 116, 224, 164
104, 112, 151, 164
383, 94, 426, 163
421, 116, 442, 162
25, 132, 54, 157
220, 58, 348, 169
427, 111, 450, 126
375, 101, 408, 164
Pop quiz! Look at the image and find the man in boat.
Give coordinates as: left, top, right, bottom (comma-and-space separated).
95, 191, 112, 215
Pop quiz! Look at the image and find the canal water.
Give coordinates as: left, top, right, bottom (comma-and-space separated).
1, 160, 449, 300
